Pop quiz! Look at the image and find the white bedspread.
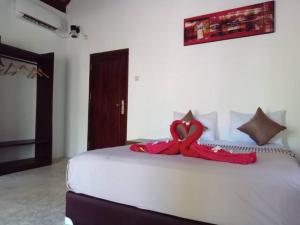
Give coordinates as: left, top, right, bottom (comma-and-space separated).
67, 143, 300, 225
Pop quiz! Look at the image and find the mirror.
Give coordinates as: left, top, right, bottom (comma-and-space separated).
0, 58, 37, 163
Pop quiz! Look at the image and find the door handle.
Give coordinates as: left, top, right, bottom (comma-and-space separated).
121, 100, 125, 115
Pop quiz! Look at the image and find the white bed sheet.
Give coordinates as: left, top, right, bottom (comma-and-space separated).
67, 143, 300, 225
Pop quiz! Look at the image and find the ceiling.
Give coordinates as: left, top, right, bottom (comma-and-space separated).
40, 0, 71, 13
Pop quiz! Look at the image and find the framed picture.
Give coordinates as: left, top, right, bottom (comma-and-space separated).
184, 1, 275, 46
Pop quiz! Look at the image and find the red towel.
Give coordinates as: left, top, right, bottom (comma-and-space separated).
182, 143, 257, 164
130, 119, 256, 164
130, 141, 179, 155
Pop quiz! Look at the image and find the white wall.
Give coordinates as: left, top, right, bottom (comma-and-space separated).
65, 0, 300, 160
0, 0, 67, 159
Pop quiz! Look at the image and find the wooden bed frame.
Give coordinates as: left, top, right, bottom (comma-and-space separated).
66, 191, 216, 225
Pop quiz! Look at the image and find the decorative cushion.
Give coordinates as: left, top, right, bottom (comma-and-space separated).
173, 111, 217, 141
228, 110, 286, 145
238, 108, 286, 146
181, 110, 194, 122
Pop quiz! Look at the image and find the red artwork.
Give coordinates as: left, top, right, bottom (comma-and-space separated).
184, 1, 275, 45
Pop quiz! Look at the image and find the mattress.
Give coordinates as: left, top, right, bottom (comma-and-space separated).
67, 141, 300, 225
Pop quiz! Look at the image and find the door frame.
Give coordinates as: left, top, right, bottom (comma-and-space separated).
87, 48, 129, 150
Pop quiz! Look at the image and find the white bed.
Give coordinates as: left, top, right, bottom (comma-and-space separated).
67, 141, 300, 225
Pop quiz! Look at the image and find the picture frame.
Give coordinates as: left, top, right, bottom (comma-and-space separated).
184, 1, 275, 46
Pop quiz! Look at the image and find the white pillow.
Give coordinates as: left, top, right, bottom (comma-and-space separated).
173, 111, 187, 121
228, 111, 253, 143
173, 111, 217, 141
267, 110, 286, 145
229, 110, 286, 146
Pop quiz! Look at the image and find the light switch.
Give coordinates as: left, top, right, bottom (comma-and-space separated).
134, 76, 140, 81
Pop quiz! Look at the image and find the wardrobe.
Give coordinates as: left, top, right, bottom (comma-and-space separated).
0, 37, 54, 175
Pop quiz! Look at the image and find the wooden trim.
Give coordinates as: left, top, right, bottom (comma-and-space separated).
122, 49, 129, 146
40, 0, 70, 13
66, 191, 216, 225
0, 140, 36, 148
36, 53, 54, 165
1, 44, 39, 63
90, 48, 129, 58
0, 158, 36, 176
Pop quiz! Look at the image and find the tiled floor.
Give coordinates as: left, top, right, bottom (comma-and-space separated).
0, 159, 67, 225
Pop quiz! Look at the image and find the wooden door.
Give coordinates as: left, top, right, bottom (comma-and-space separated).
88, 49, 128, 150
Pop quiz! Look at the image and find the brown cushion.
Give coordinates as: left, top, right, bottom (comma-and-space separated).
176, 110, 207, 139
238, 107, 286, 146
181, 110, 194, 122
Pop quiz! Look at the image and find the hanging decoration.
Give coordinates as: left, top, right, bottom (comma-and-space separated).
1, 62, 49, 79
0, 36, 48, 79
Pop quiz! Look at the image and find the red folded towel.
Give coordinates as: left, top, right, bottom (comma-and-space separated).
130, 141, 179, 155
130, 119, 257, 164
182, 143, 257, 164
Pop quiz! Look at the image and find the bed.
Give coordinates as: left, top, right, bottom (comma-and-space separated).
66, 141, 300, 225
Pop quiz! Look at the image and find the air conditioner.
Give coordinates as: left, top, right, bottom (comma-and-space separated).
15, 0, 68, 34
